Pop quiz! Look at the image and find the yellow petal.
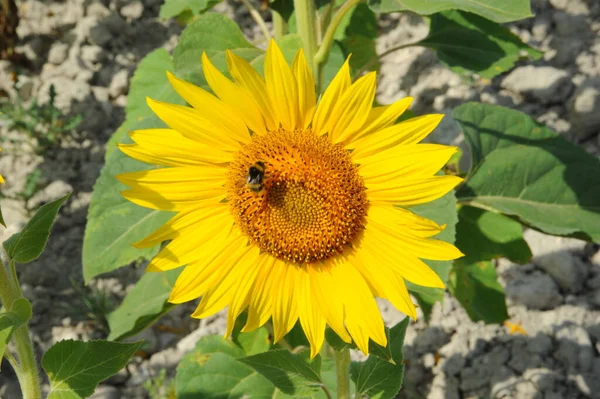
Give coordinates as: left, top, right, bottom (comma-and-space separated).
292, 49, 316, 129
367, 175, 463, 206
226, 50, 277, 131
312, 57, 351, 136
367, 205, 444, 238
351, 114, 444, 161
352, 97, 414, 141
243, 256, 278, 332
329, 72, 377, 144
166, 72, 250, 144
359, 144, 458, 183
147, 98, 241, 151
265, 40, 300, 131
296, 267, 326, 358
271, 261, 299, 342
202, 53, 266, 134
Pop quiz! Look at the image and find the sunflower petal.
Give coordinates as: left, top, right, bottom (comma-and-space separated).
352, 97, 414, 141
265, 40, 300, 131
367, 175, 463, 206
292, 49, 316, 129
272, 262, 299, 342
312, 57, 351, 136
296, 267, 326, 358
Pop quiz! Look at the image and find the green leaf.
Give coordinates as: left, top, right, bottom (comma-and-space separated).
337, 4, 379, 75
82, 49, 179, 282
240, 350, 323, 396
159, 0, 221, 19
456, 206, 532, 264
106, 269, 180, 341
448, 261, 509, 323
367, 0, 533, 23
454, 102, 600, 243
407, 190, 457, 319
353, 318, 408, 399
176, 336, 277, 398
0, 298, 32, 369
173, 13, 263, 85
43, 340, 142, 398
4, 194, 69, 263
419, 11, 542, 79
270, 0, 294, 22
0, 205, 5, 227
234, 328, 272, 356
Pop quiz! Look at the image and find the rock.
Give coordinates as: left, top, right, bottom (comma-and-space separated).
90, 385, 120, 399
439, 333, 469, 375
489, 366, 517, 398
505, 272, 562, 310
148, 348, 182, 373
27, 181, 73, 210
535, 252, 587, 293
527, 333, 553, 355
569, 78, 600, 138
553, 11, 588, 36
15, 76, 34, 101
38, 77, 91, 113
524, 229, 586, 257
554, 324, 594, 371
120, 1, 144, 20
109, 69, 130, 98
501, 66, 573, 104
514, 380, 539, 399
48, 42, 69, 65
89, 24, 113, 47
87, 2, 110, 18
80, 45, 105, 65
524, 368, 560, 391
459, 366, 490, 391
589, 289, 600, 307
429, 374, 460, 399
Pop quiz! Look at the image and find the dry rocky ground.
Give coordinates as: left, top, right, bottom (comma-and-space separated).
0, 0, 600, 398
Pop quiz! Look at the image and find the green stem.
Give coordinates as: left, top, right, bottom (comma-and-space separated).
293, 0, 319, 73
314, 0, 361, 67
333, 347, 351, 399
0, 259, 42, 399
272, 11, 287, 39
239, 0, 272, 42
353, 42, 418, 79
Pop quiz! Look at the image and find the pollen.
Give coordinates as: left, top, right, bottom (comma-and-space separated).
227, 128, 368, 264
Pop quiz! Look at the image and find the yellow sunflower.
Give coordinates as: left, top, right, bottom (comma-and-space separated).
118, 40, 463, 357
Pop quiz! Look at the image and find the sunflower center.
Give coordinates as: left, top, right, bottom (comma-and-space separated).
227, 128, 368, 264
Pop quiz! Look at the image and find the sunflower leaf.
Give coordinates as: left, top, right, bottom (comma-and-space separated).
367, 0, 533, 23
456, 206, 532, 265
449, 260, 509, 324
176, 336, 278, 397
106, 269, 180, 341
43, 340, 142, 398
240, 349, 323, 396
4, 194, 69, 264
454, 102, 600, 243
419, 11, 542, 79
352, 318, 408, 399
234, 327, 272, 356
159, 0, 221, 20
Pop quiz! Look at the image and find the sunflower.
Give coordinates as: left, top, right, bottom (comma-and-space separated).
118, 40, 463, 357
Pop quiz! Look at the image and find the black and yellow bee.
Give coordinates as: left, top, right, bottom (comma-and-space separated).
246, 161, 266, 193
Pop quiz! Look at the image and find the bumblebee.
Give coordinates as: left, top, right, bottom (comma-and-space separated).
247, 161, 266, 193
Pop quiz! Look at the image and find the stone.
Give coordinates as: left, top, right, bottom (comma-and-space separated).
505, 272, 562, 310
80, 45, 105, 65
38, 77, 91, 113
524, 368, 560, 391
553, 11, 588, 36
501, 66, 573, 104
47, 42, 69, 65
527, 333, 553, 355
89, 385, 120, 399
120, 1, 144, 20
89, 24, 113, 47
148, 348, 182, 373
569, 78, 600, 138
87, 1, 110, 18
109, 69, 130, 98
429, 374, 460, 399
554, 324, 594, 371
513, 380, 538, 399
535, 252, 587, 293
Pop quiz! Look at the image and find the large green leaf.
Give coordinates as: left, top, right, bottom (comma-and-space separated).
419, 11, 542, 79
107, 269, 180, 341
240, 350, 323, 396
4, 194, 69, 263
43, 340, 142, 399
367, 0, 533, 23
159, 0, 221, 19
176, 336, 277, 398
454, 102, 600, 243
448, 261, 509, 324
82, 49, 179, 282
352, 318, 408, 399
0, 298, 32, 369
455, 205, 531, 264
338, 4, 379, 75
407, 190, 458, 319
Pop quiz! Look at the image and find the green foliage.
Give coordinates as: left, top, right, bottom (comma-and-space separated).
352, 318, 408, 399
419, 11, 542, 79
233, 325, 271, 355
367, 0, 533, 23
455, 206, 532, 265
107, 269, 180, 341
336, 3, 379, 74
159, 0, 222, 19
4, 194, 69, 263
144, 368, 176, 399
42, 340, 142, 398
406, 190, 457, 319
0, 298, 32, 368
449, 261, 509, 324
0, 84, 82, 153
454, 102, 600, 243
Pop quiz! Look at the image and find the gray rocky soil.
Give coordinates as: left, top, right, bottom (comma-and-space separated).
0, 0, 600, 398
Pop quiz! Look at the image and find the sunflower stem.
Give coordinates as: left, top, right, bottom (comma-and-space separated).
333, 347, 351, 399
314, 0, 362, 67
239, 0, 272, 42
293, 0, 319, 73
272, 10, 287, 39
0, 258, 42, 399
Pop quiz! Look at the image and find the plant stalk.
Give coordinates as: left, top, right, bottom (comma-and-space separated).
314, 0, 361, 67
0, 259, 42, 399
333, 347, 351, 399
272, 10, 287, 39
239, 0, 272, 42
293, 0, 319, 73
